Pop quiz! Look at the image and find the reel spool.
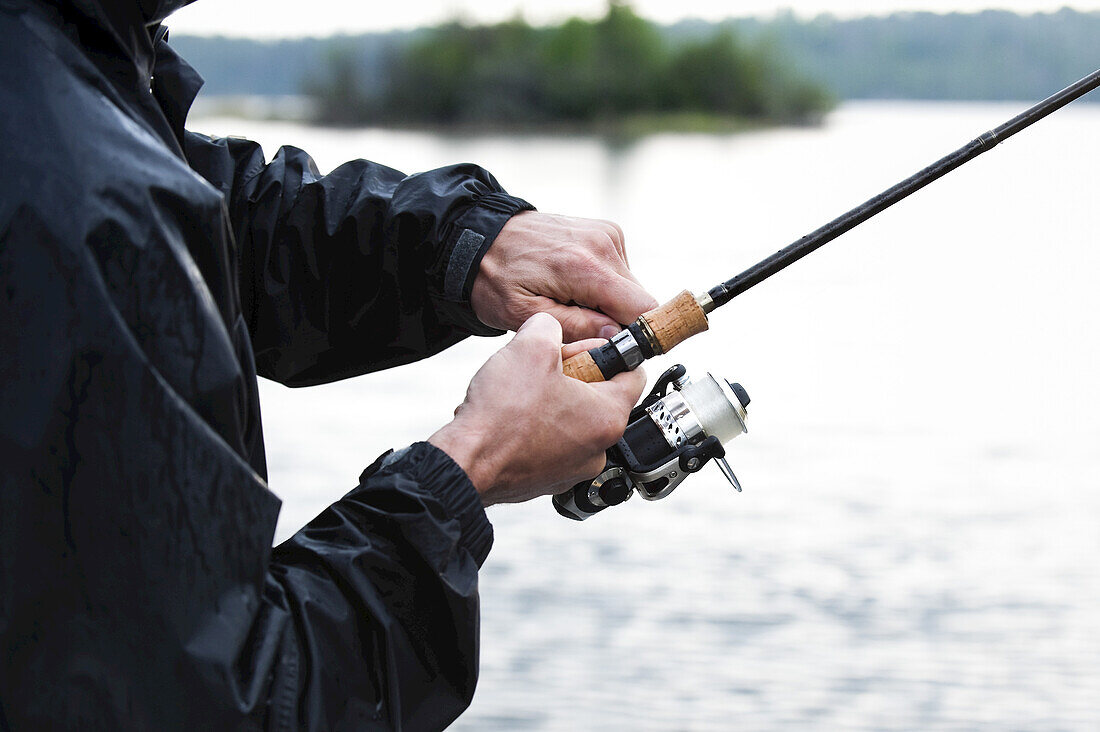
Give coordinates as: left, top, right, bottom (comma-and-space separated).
553, 364, 750, 521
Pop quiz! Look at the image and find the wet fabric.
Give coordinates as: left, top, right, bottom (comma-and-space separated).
0, 1, 533, 728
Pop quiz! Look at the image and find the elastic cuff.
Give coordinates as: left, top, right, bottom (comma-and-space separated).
362, 442, 494, 567
434, 193, 535, 336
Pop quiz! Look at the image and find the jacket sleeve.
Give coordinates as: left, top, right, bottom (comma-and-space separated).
263, 443, 493, 731
184, 132, 535, 387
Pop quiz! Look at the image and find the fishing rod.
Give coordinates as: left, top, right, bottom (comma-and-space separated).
562, 68, 1100, 384
552, 68, 1100, 521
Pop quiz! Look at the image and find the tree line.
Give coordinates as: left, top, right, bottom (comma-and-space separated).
724, 8, 1100, 102
171, 7, 1100, 127
306, 4, 833, 128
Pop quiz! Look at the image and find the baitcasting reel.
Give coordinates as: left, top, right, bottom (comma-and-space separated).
553, 364, 750, 521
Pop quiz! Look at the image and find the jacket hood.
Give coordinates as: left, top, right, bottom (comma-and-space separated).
137, 0, 196, 25
53, 0, 197, 81
64, 0, 196, 26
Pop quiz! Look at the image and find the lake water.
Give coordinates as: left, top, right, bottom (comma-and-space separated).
191, 101, 1100, 730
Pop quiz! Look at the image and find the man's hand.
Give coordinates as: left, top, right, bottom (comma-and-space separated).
471, 212, 658, 341
429, 313, 647, 506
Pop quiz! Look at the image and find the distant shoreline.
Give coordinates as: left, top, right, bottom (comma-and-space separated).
190, 95, 1100, 138
189, 95, 828, 137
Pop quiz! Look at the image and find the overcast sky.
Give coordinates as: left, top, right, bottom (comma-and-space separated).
169, 1, 1100, 38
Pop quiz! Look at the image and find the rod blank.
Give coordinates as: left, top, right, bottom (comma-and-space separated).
563, 69, 1100, 384
707, 69, 1100, 309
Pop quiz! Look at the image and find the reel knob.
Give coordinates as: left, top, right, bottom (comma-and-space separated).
598, 476, 632, 505
728, 381, 750, 408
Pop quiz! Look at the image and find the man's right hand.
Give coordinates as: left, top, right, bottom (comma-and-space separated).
428, 313, 647, 506
471, 212, 658, 342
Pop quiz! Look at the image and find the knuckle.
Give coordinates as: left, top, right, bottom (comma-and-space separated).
596, 231, 618, 254
602, 220, 625, 243
571, 248, 606, 278
580, 228, 617, 254
561, 309, 594, 337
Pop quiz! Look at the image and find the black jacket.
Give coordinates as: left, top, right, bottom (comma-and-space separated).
0, 1, 533, 728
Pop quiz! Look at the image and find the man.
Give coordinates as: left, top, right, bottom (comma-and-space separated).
0, 0, 655, 729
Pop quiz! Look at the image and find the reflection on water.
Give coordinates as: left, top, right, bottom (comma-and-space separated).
191, 102, 1100, 729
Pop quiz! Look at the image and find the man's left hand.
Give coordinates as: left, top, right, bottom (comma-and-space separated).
471, 212, 658, 341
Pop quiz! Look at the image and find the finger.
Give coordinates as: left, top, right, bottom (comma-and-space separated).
598, 364, 648, 411
555, 238, 655, 321
561, 338, 606, 360
579, 366, 647, 449
537, 298, 622, 342
576, 273, 659, 327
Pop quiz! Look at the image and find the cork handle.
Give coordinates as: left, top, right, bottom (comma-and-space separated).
643, 290, 709, 353
561, 291, 709, 382
562, 349, 605, 382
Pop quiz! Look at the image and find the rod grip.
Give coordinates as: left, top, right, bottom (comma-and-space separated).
562, 349, 605, 382
645, 290, 709, 353
562, 291, 709, 383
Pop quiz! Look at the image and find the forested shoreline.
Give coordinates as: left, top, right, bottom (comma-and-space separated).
172, 6, 1100, 131
305, 5, 832, 128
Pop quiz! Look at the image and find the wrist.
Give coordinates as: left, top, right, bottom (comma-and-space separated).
432, 194, 535, 336
428, 419, 502, 505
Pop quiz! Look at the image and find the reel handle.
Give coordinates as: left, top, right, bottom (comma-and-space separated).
562, 290, 710, 382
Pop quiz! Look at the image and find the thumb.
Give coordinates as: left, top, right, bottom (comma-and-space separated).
512, 311, 564, 351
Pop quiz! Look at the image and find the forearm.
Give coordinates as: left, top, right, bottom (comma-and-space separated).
184, 132, 533, 386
